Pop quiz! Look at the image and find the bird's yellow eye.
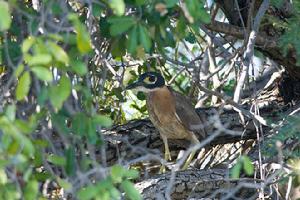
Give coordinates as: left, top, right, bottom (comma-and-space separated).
144, 76, 157, 84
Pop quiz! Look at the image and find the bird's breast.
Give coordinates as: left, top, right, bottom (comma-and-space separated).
147, 86, 176, 123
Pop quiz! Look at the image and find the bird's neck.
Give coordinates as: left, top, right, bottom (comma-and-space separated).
148, 86, 175, 114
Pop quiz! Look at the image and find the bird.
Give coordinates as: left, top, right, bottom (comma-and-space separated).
126, 72, 207, 170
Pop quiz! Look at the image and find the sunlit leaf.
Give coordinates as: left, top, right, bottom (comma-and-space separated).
24, 180, 38, 200
124, 169, 139, 179
14, 64, 24, 78
22, 37, 36, 53
0, 1, 11, 31
5, 104, 16, 121
69, 14, 92, 54
111, 165, 125, 183
31, 66, 53, 82
70, 60, 88, 76
49, 76, 71, 110
121, 180, 142, 200
57, 178, 72, 191
77, 184, 99, 200
47, 154, 66, 166
230, 162, 242, 179
16, 71, 31, 101
48, 41, 69, 65
0, 169, 7, 184
25, 53, 52, 66
242, 156, 254, 176
93, 115, 113, 128
109, 0, 125, 16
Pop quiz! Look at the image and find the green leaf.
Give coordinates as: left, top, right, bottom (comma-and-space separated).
199, 7, 211, 24
24, 180, 38, 200
76, 24, 92, 54
185, 0, 210, 24
37, 87, 48, 106
14, 64, 24, 78
111, 165, 125, 183
138, 25, 152, 52
65, 147, 76, 176
165, 0, 178, 7
92, 3, 103, 16
0, 1, 11, 31
111, 37, 126, 57
124, 169, 139, 179
127, 26, 138, 53
70, 60, 88, 76
25, 53, 52, 66
120, 180, 142, 200
135, 0, 145, 5
31, 66, 53, 82
47, 154, 66, 166
69, 14, 92, 54
108, 17, 136, 36
71, 113, 88, 136
48, 41, 69, 65
57, 178, 72, 191
16, 71, 31, 101
0, 169, 7, 185
5, 104, 16, 121
77, 185, 99, 200
109, 0, 125, 16
93, 115, 113, 128
86, 118, 97, 144
242, 156, 254, 176
49, 76, 71, 110
22, 37, 36, 53
109, 186, 121, 200
23, 168, 33, 182
7, 140, 20, 155
230, 162, 242, 179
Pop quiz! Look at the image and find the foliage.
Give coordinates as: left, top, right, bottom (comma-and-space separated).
263, 116, 300, 159
230, 155, 254, 179
0, 0, 299, 199
271, 0, 300, 64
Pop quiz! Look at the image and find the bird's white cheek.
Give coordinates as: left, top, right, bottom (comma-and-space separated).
132, 86, 150, 93
134, 86, 160, 93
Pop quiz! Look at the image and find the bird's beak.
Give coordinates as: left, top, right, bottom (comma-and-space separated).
125, 81, 142, 90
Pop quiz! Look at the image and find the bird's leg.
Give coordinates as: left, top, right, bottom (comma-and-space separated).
182, 134, 199, 170
163, 136, 172, 161
159, 136, 171, 173
182, 150, 196, 170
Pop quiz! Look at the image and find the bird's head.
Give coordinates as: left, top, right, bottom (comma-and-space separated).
126, 72, 165, 93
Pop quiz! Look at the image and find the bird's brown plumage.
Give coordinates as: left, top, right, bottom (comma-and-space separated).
146, 86, 206, 145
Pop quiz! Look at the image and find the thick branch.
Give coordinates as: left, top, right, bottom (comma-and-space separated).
135, 169, 260, 199
205, 21, 277, 49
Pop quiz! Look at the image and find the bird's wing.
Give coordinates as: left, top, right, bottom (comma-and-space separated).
171, 88, 207, 139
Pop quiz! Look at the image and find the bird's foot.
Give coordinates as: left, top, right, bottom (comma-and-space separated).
159, 165, 166, 174
165, 152, 172, 161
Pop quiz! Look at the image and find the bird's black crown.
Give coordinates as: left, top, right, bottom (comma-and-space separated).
139, 72, 165, 89
126, 72, 165, 91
